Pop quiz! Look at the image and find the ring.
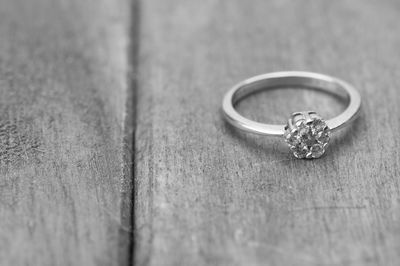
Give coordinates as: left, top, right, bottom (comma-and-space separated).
222, 71, 361, 159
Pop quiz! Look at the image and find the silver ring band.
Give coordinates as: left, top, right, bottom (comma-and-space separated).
222, 71, 361, 159
222, 71, 361, 136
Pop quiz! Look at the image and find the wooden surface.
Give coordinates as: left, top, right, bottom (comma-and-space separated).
1, 0, 400, 266
135, 0, 400, 266
0, 0, 133, 265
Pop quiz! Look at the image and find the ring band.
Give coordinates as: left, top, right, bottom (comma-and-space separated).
222, 71, 361, 159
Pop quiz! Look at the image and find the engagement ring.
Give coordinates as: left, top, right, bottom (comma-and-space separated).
222, 71, 361, 159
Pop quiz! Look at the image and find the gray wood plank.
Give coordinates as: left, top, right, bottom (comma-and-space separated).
0, 0, 134, 265
134, 0, 400, 265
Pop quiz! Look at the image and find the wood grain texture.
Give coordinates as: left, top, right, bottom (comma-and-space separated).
134, 0, 400, 265
0, 0, 134, 265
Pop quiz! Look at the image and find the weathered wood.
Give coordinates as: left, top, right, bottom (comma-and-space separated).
0, 0, 134, 265
135, 0, 400, 265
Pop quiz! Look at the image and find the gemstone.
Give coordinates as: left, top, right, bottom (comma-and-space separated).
310, 144, 325, 158
316, 131, 330, 143
293, 143, 309, 159
284, 111, 331, 159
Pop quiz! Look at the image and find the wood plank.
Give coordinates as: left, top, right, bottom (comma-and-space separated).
0, 0, 134, 265
135, 0, 400, 265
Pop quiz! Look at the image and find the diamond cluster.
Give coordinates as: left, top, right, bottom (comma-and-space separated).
284, 111, 331, 159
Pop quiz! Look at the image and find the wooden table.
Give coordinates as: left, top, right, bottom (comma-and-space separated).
0, 0, 399, 265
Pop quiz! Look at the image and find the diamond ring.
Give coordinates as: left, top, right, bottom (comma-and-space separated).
222, 71, 361, 159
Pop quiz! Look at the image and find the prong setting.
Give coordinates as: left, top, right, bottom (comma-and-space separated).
284, 111, 331, 159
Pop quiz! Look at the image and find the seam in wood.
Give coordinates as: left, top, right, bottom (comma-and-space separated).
118, 0, 140, 265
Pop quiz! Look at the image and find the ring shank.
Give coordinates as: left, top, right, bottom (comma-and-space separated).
222, 71, 361, 136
